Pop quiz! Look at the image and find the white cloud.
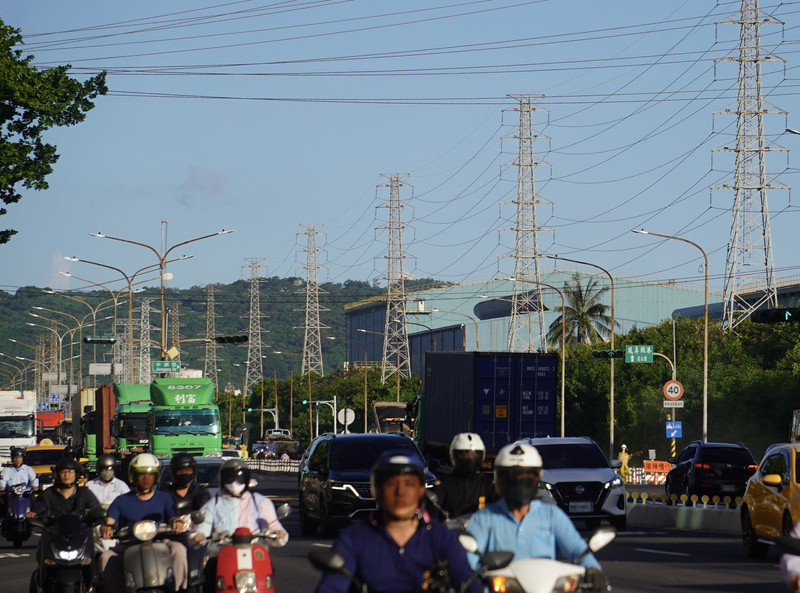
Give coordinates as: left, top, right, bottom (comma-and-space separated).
46, 253, 70, 289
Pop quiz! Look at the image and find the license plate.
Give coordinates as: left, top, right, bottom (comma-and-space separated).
721, 485, 737, 492
569, 501, 593, 513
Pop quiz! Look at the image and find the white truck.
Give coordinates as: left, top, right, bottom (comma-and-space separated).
0, 391, 37, 463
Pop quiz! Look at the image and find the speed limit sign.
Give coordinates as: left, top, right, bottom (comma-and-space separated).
663, 380, 684, 401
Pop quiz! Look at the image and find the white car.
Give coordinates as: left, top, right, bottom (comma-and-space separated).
519, 436, 627, 531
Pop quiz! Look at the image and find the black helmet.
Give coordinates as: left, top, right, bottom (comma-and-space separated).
170, 453, 197, 488
370, 450, 427, 498
219, 458, 251, 490
63, 446, 76, 460
10, 447, 25, 458
96, 454, 116, 471
54, 458, 81, 488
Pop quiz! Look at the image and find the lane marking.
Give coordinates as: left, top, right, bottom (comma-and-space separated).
615, 531, 666, 536
311, 543, 332, 548
0, 553, 30, 559
633, 548, 690, 557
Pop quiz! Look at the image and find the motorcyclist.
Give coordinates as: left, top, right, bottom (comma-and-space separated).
99, 453, 188, 592
85, 454, 129, 507
0, 448, 39, 515
160, 453, 210, 511
192, 458, 287, 593
467, 442, 607, 590
315, 450, 482, 593
31, 458, 99, 519
432, 433, 496, 518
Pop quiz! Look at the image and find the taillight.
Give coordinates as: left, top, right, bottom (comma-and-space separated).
748, 464, 758, 471
695, 463, 710, 470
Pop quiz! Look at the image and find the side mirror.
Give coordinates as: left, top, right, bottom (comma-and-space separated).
587, 527, 616, 553
763, 474, 784, 488
190, 511, 206, 525
668, 456, 676, 464
249, 479, 258, 489
480, 551, 514, 571
610, 460, 622, 469
276, 503, 292, 520
174, 499, 191, 512
308, 550, 365, 593
427, 458, 441, 472
458, 532, 479, 554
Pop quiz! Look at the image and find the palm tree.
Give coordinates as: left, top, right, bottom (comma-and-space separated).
547, 274, 617, 347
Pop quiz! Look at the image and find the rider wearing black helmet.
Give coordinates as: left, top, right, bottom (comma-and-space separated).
315, 450, 482, 593
31, 458, 100, 519
160, 453, 210, 511
86, 454, 129, 507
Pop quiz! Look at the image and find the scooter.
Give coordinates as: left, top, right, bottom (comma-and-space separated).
1, 483, 33, 547
212, 503, 291, 593
30, 507, 106, 593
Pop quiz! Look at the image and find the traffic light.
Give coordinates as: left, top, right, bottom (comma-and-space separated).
302, 399, 308, 405
591, 350, 624, 359
84, 335, 117, 344
247, 407, 253, 412
751, 308, 800, 324
214, 335, 249, 344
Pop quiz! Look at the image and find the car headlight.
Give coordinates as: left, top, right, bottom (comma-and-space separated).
605, 476, 624, 490
489, 575, 524, 593
132, 520, 158, 542
234, 570, 257, 593
553, 574, 580, 592
206, 451, 223, 458
56, 549, 80, 561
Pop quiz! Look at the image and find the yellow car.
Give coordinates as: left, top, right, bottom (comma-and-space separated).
741, 442, 800, 558
24, 442, 67, 489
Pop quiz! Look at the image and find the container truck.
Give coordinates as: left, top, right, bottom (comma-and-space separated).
149, 378, 222, 459
415, 351, 558, 465
0, 391, 37, 463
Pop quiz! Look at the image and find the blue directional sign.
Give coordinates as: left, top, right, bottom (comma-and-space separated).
666, 421, 682, 439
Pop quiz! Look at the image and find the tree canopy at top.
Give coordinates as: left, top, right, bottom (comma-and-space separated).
0, 18, 107, 244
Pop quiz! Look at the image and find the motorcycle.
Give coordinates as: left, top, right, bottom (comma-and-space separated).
2, 483, 34, 547
29, 507, 106, 593
212, 503, 291, 593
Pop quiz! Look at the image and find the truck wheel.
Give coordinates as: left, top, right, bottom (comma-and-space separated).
299, 496, 318, 536
742, 507, 769, 558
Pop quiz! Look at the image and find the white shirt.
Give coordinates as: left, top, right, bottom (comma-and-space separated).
0, 464, 38, 489
85, 476, 130, 505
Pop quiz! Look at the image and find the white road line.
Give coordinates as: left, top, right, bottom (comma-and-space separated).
634, 548, 690, 557
615, 531, 665, 536
0, 553, 30, 559
311, 543, 332, 548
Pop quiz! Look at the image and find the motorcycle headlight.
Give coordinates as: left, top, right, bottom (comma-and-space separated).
132, 520, 158, 542
12, 485, 25, 495
553, 574, 580, 592
605, 476, 624, 490
234, 570, 258, 593
56, 549, 80, 561
490, 575, 524, 593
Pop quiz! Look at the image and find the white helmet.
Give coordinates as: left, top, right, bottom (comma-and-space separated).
449, 433, 485, 464
493, 442, 543, 507
621, 444, 628, 451
494, 442, 543, 470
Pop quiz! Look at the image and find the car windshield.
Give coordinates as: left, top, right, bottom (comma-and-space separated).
25, 449, 64, 467
154, 410, 221, 435
82, 415, 96, 433
700, 447, 754, 464
0, 417, 34, 438
161, 462, 222, 487
118, 416, 148, 439
534, 443, 609, 470
329, 438, 422, 471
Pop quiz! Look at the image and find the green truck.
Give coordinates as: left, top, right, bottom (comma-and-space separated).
149, 378, 222, 460
113, 384, 153, 455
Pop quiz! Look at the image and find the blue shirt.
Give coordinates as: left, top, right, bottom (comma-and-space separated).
467, 499, 600, 570
0, 464, 38, 489
108, 490, 175, 528
316, 512, 483, 593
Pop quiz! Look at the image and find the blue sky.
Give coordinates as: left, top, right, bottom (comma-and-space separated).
3, 0, 800, 296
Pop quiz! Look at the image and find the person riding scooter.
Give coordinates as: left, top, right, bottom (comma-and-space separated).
31, 458, 99, 519
466, 442, 607, 590
99, 453, 188, 592
161, 453, 210, 511
86, 454, 129, 507
0, 447, 38, 519
432, 433, 496, 519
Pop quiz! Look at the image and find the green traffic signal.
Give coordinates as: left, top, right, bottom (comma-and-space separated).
302, 399, 308, 405
214, 335, 249, 344
247, 407, 253, 412
751, 307, 800, 323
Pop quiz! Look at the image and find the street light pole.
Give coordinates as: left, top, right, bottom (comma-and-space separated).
633, 229, 709, 442
328, 336, 369, 433
406, 321, 437, 352
264, 356, 293, 437
261, 361, 279, 437
274, 352, 309, 441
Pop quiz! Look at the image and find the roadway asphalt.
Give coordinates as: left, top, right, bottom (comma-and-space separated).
0, 473, 786, 593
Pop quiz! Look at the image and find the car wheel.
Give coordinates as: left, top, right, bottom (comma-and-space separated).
298, 494, 319, 536
610, 514, 627, 532
320, 500, 338, 538
784, 512, 795, 537
742, 507, 769, 558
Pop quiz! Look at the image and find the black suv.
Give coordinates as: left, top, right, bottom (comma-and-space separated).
298, 433, 434, 536
665, 440, 757, 502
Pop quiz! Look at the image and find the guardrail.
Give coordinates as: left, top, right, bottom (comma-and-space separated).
624, 490, 745, 534
247, 459, 300, 473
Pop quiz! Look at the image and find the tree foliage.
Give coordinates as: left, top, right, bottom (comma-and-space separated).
547, 273, 615, 347
0, 18, 107, 243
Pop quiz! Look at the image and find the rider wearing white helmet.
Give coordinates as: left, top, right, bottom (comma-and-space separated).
467, 442, 607, 590
431, 433, 496, 518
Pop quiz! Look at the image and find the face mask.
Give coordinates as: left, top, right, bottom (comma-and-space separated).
173, 473, 194, 488
225, 482, 246, 496
99, 470, 115, 483
504, 477, 538, 509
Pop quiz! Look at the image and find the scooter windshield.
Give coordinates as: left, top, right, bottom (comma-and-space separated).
54, 514, 85, 542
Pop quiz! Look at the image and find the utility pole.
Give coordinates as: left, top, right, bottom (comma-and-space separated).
713, 0, 788, 327
504, 95, 550, 352
135, 298, 153, 385
243, 259, 267, 407
378, 174, 412, 384
297, 224, 329, 376
203, 284, 221, 393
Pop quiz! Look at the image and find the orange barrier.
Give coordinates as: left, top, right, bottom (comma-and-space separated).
643, 460, 672, 474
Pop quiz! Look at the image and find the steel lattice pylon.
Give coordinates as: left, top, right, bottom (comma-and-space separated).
203, 284, 221, 392
379, 174, 412, 383
244, 259, 266, 400
169, 303, 181, 366
505, 95, 549, 352
297, 225, 329, 376
135, 298, 153, 385
714, 0, 788, 327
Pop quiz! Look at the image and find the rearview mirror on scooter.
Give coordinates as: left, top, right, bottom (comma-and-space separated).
190, 511, 206, 525
574, 527, 616, 564
308, 550, 367, 593
276, 503, 291, 520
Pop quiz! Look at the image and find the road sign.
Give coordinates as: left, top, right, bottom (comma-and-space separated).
625, 345, 653, 363
663, 379, 684, 401
42, 373, 58, 382
89, 363, 112, 376
663, 400, 684, 408
666, 421, 682, 439
337, 408, 355, 426
152, 361, 181, 373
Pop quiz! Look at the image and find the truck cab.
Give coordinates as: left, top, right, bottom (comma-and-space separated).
0, 391, 37, 463
112, 384, 152, 454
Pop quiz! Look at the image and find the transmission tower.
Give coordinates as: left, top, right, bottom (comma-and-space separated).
244, 259, 267, 400
297, 225, 329, 375
135, 299, 153, 385
203, 284, 221, 391
714, 1, 788, 327
378, 174, 412, 383
505, 95, 550, 352
36, 335, 45, 409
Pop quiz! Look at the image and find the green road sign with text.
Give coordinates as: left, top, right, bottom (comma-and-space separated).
152, 361, 181, 373
625, 345, 653, 363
